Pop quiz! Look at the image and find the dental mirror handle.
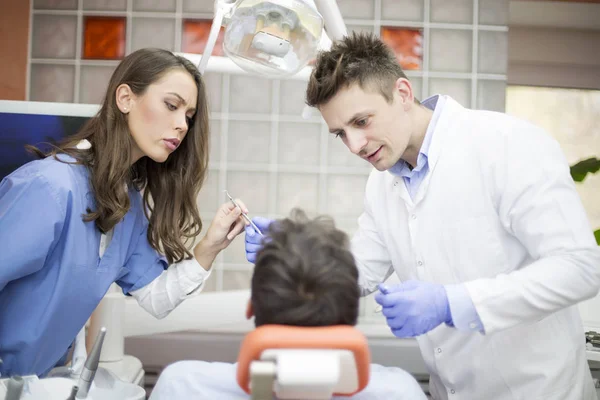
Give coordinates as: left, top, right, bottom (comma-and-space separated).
224, 191, 264, 236
5, 376, 24, 400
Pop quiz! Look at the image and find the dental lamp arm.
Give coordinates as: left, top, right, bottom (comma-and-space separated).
314, 0, 347, 41
197, 0, 228, 74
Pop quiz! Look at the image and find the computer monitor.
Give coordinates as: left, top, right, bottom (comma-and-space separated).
0, 100, 99, 181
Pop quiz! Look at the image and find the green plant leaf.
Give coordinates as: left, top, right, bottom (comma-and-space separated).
570, 157, 600, 182
595, 229, 600, 246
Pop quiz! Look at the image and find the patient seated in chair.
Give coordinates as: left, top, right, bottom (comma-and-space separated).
149, 209, 427, 400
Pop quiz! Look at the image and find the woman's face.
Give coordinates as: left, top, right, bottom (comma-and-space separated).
125, 68, 198, 163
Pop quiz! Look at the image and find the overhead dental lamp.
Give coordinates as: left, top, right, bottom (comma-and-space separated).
197, 0, 347, 77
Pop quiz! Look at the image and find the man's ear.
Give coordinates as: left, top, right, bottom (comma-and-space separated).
394, 77, 414, 109
115, 83, 134, 114
245, 299, 254, 320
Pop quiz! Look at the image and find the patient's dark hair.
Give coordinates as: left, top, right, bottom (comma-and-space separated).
251, 209, 360, 327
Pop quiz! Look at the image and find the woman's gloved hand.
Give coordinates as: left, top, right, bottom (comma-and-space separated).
375, 280, 453, 338
245, 217, 274, 263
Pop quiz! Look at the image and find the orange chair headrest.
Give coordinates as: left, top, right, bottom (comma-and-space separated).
236, 325, 371, 397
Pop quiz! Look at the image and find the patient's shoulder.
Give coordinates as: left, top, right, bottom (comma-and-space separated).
150, 361, 249, 400
163, 360, 237, 377
345, 364, 428, 400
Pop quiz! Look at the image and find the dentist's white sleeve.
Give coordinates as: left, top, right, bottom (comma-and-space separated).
464, 123, 600, 335
129, 258, 211, 319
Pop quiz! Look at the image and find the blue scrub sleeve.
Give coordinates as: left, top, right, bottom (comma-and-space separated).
0, 172, 65, 292
116, 222, 168, 295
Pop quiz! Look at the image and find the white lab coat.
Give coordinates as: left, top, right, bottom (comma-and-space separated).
353, 96, 600, 400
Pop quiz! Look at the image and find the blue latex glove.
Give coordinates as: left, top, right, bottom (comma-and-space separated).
244, 217, 274, 263
374, 280, 452, 338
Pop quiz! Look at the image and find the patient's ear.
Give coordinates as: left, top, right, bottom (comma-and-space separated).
245, 300, 254, 319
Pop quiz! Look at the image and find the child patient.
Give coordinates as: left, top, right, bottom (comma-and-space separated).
149, 209, 427, 399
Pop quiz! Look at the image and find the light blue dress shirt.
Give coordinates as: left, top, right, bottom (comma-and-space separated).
388, 95, 484, 333
0, 155, 167, 377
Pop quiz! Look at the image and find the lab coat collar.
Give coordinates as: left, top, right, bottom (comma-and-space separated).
393, 96, 467, 205
426, 95, 466, 172
388, 95, 446, 179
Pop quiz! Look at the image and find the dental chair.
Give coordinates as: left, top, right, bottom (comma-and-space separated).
236, 325, 371, 400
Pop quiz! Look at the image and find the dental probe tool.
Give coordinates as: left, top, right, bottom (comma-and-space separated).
76, 327, 106, 398
224, 190, 264, 236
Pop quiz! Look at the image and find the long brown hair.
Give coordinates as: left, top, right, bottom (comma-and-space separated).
28, 48, 209, 264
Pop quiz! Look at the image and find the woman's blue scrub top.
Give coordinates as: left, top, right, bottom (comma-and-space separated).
0, 156, 167, 377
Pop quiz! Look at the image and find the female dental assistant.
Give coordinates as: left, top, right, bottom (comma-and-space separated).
0, 48, 248, 377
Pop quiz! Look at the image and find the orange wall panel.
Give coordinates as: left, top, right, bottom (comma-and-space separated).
381, 27, 423, 71
182, 19, 225, 56
83, 16, 126, 60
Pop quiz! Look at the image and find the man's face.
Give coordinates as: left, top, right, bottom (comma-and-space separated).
319, 80, 415, 171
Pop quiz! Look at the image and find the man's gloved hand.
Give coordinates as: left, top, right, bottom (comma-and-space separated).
374, 280, 452, 338
244, 217, 274, 263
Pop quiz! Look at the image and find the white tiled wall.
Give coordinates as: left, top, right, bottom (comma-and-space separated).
28, 0, 510, 318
